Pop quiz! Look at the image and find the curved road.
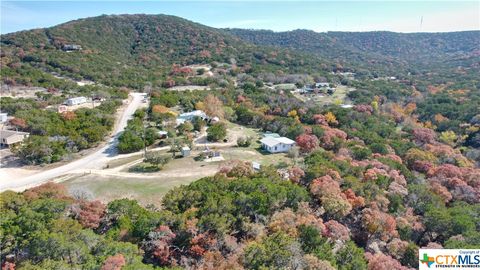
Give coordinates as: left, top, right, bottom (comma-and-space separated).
0, 92, 147, 192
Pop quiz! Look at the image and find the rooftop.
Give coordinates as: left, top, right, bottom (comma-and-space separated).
0, 130, 30, 138
260, 136, 295, 147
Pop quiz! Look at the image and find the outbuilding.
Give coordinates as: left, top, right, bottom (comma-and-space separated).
0, 113, 7, 123
181, 146, 191, 157
66, 97, 87, 106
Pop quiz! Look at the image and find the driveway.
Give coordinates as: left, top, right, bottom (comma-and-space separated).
0, 92, 147, 192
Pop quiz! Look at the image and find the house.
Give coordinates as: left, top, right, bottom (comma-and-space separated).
260, 136, 296, 153
315, 82, 330, 88
0, 130, 29, 147
58, 105, 68, 113
0, 113, 7, 123
62, 44, 82, 51
176, 110, 207, 125
66, 97, 87, 106
327, 87, 336, 94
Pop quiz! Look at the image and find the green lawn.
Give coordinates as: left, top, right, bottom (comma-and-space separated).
63, 123, 295, 206
64, 173, 203, 206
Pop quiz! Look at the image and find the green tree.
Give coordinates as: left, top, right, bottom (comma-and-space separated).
207, 123, 227, 142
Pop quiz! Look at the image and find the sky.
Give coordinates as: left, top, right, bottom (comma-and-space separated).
1, 1, 479, 34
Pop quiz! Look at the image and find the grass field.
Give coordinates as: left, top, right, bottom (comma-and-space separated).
63, 124, 295, 206
293, 85, 355, 106
64, 174, 201, 206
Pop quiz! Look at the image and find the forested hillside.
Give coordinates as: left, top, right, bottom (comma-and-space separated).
1, 15, 332, 88
227, 29, 480, 75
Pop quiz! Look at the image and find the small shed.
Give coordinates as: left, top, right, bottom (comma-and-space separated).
181, 146, 191, 157
211, 116, 220, 123
252, 161, 261, 171
158, 130, 168, 139
0, 113, 7, 123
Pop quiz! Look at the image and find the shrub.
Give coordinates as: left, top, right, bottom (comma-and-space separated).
237, 136, 252, 147
207, 123, 227, 142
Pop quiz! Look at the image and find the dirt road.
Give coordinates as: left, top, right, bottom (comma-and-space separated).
0, 92, 147, 192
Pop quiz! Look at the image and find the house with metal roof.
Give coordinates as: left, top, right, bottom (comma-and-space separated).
260, 136, 295, 153
176, 110, 208, 126
0, 130, 29, 147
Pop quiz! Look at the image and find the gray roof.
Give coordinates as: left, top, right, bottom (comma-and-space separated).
0, 130, 29, 138
260, 137, 281, 147
260, 136, 295, 147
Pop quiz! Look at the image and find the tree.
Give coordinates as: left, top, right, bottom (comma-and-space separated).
101, 254, 126, 270
142, 225, 176, 266
288, 167, 305, 183
324, 112, 338, 125
192, 116, 206, 131
207, 123, 227, 142
9, 117, 27, 129
439, 130, 457, 146
74, 200, 106, 229
365, 252, 408, 270
335, 241, 367, 270
203, 94, 224, 119
310, 176, 352, 218
412, 128, 436, 145
296, 134, 319, 153
178, 121, 194, 135
243, 232, 298, 270
236, 135, 252, 147
117, 130, 144, 153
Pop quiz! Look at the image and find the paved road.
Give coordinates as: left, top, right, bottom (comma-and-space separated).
0, 92, 147, 192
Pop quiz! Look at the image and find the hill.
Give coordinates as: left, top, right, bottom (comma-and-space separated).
1, 14, 332, 89
227, 28, 480, 75
3, 15, 479, 90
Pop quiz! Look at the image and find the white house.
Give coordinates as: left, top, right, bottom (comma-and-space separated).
0, 130, 30, 147
66, 96, 87, 106
176, 110, 207, 125
260, 136, 296, 153
315, 82, 330, 88
0, 113, 8, 123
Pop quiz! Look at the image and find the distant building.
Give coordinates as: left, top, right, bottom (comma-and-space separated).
181, 146, 191, 157
176, 110, 207, 125
66, 97, 87, 106
0, 113, 7, 123
211, 116, 220, 123
260, 136, 296, 153
0, 130, 29, 146
58, 105, 68, 113
340, 104, 354, 109
158, 130, 168, 139
62, 44, 82, 51
315, 82, 330, 88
